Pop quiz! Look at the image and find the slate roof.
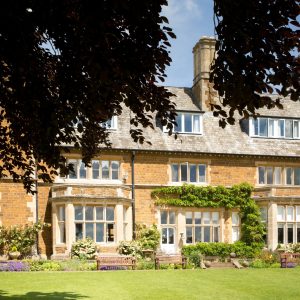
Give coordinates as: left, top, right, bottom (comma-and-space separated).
108, 87, 300, 158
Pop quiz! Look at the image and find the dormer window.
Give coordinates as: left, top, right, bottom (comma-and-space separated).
250, 117, 300, 139
164, 112, 203, 134
102, 116, 118, 130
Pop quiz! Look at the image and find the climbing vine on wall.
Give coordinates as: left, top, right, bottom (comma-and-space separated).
151, 183, 265, 246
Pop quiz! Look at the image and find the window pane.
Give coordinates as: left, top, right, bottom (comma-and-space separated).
286, 168, 292, 185
195, 227, 202, 242
259, 118, 268, 137
274, 167, 281, 184
58, 206, 65, 221
285, 119, 293, 138
195, 212, 201, 224
190, 164, 197, 182
277, 224, 284, 244
296, 207, 300, 221
85, 206, 94, 221
268, 119, 275, 137
186, 212, 193, 224
297, 226, 300, 243
168, 228, 174, 244
266, 167, 273, 184
175, 114, 182, 132
162, 228, 168, 244
253, 119, 259, 135
232, 227, 239, 242
96, 223, 104, 242
79, 161, 86, 179
294, 168, 300, 185
186, 227, 193, 243
75, 223, 83, 240
171, 164, 179, 182
278, 120, 285, 137
96, 207, 104, 220
184, 114, 192, 133
107, 223, 114, 242
58, 223, 65, 244
86, 223, 94, 240
212, 212, 219, 224
161, 211, 167, 224
199, 165, 206, 182
203, 212, 210, 224
287, 207, 294, 221
169, 211, 175, 224
75, 206, 83, 221
213, 227, 219, 242
232, 212, 239, 226
106, 207, 114, 221
287, 224, 293, 243
260, 207, 267, 222
294, 121, 299, 138
102, 161, 109, 179
193, 115, 201, 133
258, 167, 265, 184
111, 161, 119, 180
181, 164, 188, 182
92, 160, 100, 179
204, 227, 210, 242
69, 160, 78, 179
277, 206, 285, 221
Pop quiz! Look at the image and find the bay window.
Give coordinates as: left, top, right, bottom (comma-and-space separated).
74, 206, 115, 243
277, 206, 300, 244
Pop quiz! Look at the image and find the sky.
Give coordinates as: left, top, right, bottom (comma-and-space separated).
162, 0, 215, 88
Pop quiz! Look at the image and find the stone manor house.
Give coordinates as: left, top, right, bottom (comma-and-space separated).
1, 37, 300, 258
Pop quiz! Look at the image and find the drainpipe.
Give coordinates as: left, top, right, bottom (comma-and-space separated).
34, 162, 39, 256
131, 151, 136, 240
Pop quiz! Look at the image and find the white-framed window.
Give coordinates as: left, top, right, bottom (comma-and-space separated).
164, 112, 203, 134
250, 117, 300, 139
171, 163, 206, 183
101, 116, 118, 130
57, 205, 66, 244
67, 159, 87, 179
74, 206, 115, 243
277, 205, 300, 244
123, 207, 129, 240
92, 160, 120, 180
160, 211, 176, 245
258, 166, 300, 186
185, 211, 219, 244
231, 212, 240, 242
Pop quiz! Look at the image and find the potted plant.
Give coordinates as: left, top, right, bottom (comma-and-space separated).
8, 246, 21, 260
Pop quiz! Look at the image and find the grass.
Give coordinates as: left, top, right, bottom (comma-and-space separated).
0, 268, 299, 299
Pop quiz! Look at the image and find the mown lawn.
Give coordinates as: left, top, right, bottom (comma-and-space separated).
0, 268, 299, 300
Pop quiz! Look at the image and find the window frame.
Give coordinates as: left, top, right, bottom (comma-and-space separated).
164, 112, 203, 135
250, 117, 300, 139
171, 162, 206, 183
74, 205, 115, 243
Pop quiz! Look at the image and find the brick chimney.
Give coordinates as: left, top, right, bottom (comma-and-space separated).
192, 37, 218, 111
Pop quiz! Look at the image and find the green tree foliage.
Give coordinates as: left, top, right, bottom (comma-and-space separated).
211, 0, 299, 127
0, 0, 176, 192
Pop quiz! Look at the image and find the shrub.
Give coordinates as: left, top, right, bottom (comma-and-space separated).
136, 224, 160, 251
182, 241, 262, 261
117, 240, 142, 257
71, 238, 97, 259
59, 259, 97, 271
136, 259, 155, 270
0, 221, 49, 256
